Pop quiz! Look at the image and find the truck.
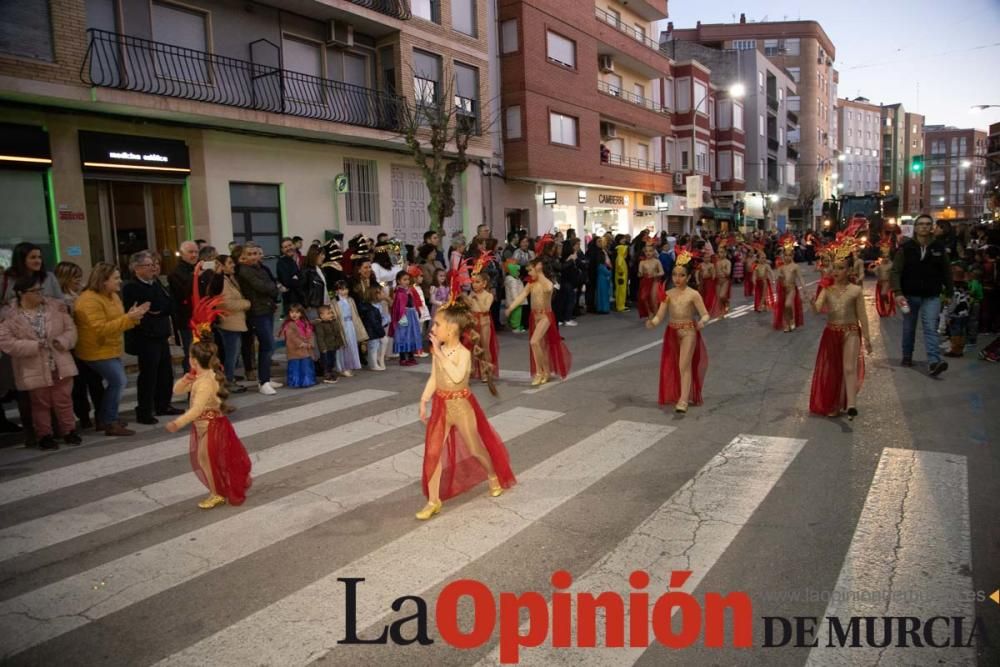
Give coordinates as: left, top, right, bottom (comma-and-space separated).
821, 193, 900, 259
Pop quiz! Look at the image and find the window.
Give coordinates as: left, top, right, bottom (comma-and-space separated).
549, 112, 577, 146
634, 23, 646, 42
452, 0, 476, 36
717, 99, 732, 128
605, 138, 623, 157
633, 83, 645, 101
694, 80, 707, 114
733, 103, 743, 131
505, 106, 522, 139
454, 62, 479, 131
759, 114, 765, 137
606, 73, 623, 95
344, 159, 379, 226
230, 183, 281, 259
282, 35, 323, 103
412, 0, 440, 23
719, 151, 732, 181
732, 39, 756, 50
734, 153, 744, 180
500, 19, 518, 53
546, 31, 575, 68
848, 129, 853, 138
152, 1, 210, 83
758, 70, 764, 91
695, 141, 708, 173
681, 149, 689, 171
777, 88, 783, 103
779, 127, 784, 146
786, 67, 800, 83
912, 124, 918, 134
412, 49, 442, 110
709, 98, 715, 128
710, 149, 716, 179
912, 140, 917, 149
675, 78, 691, 112
785, 38, 800, 56
637, 143, 649, 164
0, 0, 54, 61
663, 78, 674, 109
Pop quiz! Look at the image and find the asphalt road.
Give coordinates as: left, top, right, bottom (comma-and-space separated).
0, 273, 997, 667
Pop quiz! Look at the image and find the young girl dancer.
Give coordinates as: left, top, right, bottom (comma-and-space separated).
742, 244, 755, 299
504, 257, 572, 385
429, 269, 450, 320
390, 270, 423, 366
637, 243, 664, 319
752, 248, 776, 313
873, 239, 896, 317
416, 302, 515, 520
773, 235, 805, 332
462, 272, 498, 383
715, 238, 733, 315
809, 243, 872, 420
333, 280, 368, 377
646, 248, 710, 413
278, 304, 316, 387
699, 254, 722, 319
167, 340, 252, 509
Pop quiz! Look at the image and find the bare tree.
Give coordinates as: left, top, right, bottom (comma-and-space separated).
397, 75, 493, 234
796, 182, 822, 228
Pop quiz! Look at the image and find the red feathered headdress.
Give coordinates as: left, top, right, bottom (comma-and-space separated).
534, 233, 554, 258
189, 265, 226, 343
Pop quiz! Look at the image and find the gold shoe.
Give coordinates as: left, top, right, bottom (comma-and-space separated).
538, 374, 550, 385
675, 402, 688, 414
198, 494, 226, 509
488, 476, 503, 497
415, 500, 442, 520
530, 375, 543, 386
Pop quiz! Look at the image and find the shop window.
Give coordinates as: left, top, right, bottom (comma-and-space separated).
546, 31, 575, 68
0, 0, 54, 61
412, 0, 441, 23
344, 159, 379, 226
505, 106, 522, 139
230, 183, 282, 261
549, 112, 577, 146
0, 171, 54, 264
452, 0, 476, 36
151, 1, 210, 83
500, 19, 518, 53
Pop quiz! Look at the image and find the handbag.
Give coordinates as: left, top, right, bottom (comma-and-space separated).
398, 314, 409, 327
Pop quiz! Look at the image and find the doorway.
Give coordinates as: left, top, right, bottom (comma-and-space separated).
84, 180, 186, 276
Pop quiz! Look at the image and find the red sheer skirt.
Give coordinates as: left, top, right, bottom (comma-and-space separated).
809, 324, 866, 416
638, 277, 658, 318
700, 278, 719, 318
529, 310, 572, 378
744, 271, 754, 297
875, 282, 896, 317
772, 283, 805, 329
659, 323, 708, 407
470, 312, 499, 379
422, 389, 516, 501
754, 278, 774, 311
188, 413, 252, 505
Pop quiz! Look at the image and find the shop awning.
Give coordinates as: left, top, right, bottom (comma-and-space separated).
699, 207, 734, 220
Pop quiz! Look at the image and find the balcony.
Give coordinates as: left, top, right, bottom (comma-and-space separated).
595, 7, 665, 56
602, 152, 669, 174
348, 0, 412, 20
768, 137, 780, 152
81, 29, 407, 132
597, 80, 668, 115
787, 145, 799, 160
787, 109, 798, 125
767, 95, 778, 112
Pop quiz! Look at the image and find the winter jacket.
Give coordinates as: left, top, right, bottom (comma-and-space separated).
217, 275, 251, 333
313, 319, 344, 353
73, 290, 138, 361
167, 260, 196, 327
891, 239, 953, 299
277, 255, 303, 309
237, 263, 279, 316
0, 297, 78, 391
300, 267, 328, 309
122, 278, 174, 354
357, 300, 386, 340
278, 320, 313, 360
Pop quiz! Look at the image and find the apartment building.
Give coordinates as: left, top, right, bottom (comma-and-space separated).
0, 0, 491, 272
989, 122, 1000, 220
924, 125, 989, 220
901, 111, 925, 213
666, 15, 838, 226
495, 0, 677, 238
837, 97, 882, 196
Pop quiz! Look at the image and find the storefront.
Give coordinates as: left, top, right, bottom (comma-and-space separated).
0, 123, 56, 267
80, 131, 191, 275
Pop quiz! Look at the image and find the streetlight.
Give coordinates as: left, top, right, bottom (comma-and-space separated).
729, 83, 746, 98
938, 196, 946, 202
837, 154, 846, 162
769, 194, 779, 203
836, 183, 845, 190
961, 159, 972, 168
981, 179, 989, 185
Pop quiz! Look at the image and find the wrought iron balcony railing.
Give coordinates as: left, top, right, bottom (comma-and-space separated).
597, 80, 669, 114
81, 29, 407, 132
602, 152, 669, 174
348, 0, 412, 20
594, 7, 667, 57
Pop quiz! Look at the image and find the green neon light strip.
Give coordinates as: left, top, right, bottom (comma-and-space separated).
182, 181, 194, 239
45, 170, 60, 264
331, 179, 340, 233
279, 183, 288, 237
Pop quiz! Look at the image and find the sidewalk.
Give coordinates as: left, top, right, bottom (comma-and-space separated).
122, 343, 289, 374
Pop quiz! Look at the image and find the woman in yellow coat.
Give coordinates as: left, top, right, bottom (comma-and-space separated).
614, 243, 630, 312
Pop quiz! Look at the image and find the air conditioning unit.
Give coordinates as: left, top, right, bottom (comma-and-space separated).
598, 55, 615, 73
600, 121, 618, 139
327, 20, 354, 47
674, 172, 684, 186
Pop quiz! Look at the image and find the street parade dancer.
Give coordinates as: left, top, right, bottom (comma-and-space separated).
752, 245, 776, 313
505, 257, 572, 385
646, 247, 710, 413
415, 296, 515, 520
166, 270, 252, 509
773, 234, 805, 332
698, 251, 721, 318
809, 237, 872, 420
742, 243, 755, 298
637, 241, 665, 319
715, 236, 733, 315
873, 238, 896, 317
462, 254, 499, 383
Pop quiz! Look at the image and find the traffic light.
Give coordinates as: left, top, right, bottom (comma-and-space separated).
910, 155, 924, 173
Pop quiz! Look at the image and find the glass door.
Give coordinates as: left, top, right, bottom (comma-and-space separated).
110, 182, 150, 274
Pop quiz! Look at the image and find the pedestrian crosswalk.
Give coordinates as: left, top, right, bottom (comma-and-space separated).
0, 389, 978, 665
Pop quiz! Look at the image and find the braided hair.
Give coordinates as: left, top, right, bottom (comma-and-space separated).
189, 340, 233, 414
438, 301, 498, 397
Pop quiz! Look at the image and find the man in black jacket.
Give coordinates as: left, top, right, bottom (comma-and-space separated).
238, 242, 281, 395
276, 237, 303, 316
168, 240, 199, 372
124, 251, 182, 423
891, 214, 954, 375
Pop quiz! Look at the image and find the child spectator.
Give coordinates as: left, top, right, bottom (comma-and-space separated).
357, 285, 388, 371
390, 270, 423, 366
333, 280, 368, 377
313, 305, 343, 384
504, 261, 527, 333
410, 266, 431, 357
277, 304, 315, 387
429, 269, 449, 320
943, 264, 971, 358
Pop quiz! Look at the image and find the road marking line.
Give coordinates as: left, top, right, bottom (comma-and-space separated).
475, 434, 807, 665
155, 421, 676, 667
805, 448, 974, 666
0, 408, 562, 657
0, 390, 395, 506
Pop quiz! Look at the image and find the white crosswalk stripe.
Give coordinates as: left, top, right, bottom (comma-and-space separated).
0, 390, 394, 506
474, 434, 807, 666
155, 421, 676, 666
0, 408, 562, 657
806, 449, 974, 666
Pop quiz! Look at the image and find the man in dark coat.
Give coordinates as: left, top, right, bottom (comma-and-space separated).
168, 240, 198, 372
276, 237, 303, 316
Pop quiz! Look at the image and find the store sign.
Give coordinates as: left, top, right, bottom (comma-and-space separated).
593, 193, 629, 207
0, 123, 51, 170
79, 131, 190, 174
686, 176, 701, 210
